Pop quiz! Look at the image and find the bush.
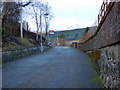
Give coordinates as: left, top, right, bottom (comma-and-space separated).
58, 34, 65, 39
83, 27, 89, 35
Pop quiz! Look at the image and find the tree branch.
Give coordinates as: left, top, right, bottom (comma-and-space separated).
18, 0, 32, 7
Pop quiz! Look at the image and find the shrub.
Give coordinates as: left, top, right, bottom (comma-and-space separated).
83, 27, 89, 35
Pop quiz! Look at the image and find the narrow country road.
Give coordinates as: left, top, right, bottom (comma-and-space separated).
2, 47, 102, 88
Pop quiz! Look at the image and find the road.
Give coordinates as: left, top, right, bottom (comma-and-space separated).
2, 47, 102, 88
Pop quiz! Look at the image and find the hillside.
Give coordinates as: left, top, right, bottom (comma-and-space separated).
43, 26, 97, 42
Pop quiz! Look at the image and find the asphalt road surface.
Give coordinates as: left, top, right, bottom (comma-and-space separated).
2, 47, 102, 88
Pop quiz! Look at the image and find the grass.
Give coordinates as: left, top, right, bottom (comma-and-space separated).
88, 50, 104, 88
2, 35, 39, 51
17, 37, 34, 46
90, 76, 101, 82
90, 76, 104, 88
90, 72, 104, 88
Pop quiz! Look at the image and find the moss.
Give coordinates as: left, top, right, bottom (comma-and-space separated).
90, 71, 104, 88
90, 77, 101, 82
90, 77, 104, 88
89, 49, 101, 64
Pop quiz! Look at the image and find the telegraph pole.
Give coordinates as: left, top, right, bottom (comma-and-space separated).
40, 14, 43, 52
20, 0, 23, 39
40, 25, 43, 52
44, 13, 49, 45
57, 35, 58, 46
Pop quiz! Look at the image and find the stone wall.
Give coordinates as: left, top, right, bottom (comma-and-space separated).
2, 46, 51, 63
98, 44, 120, 88
74, 2, 120, 88
87, 44, 120, 88
79, 30, 90, 43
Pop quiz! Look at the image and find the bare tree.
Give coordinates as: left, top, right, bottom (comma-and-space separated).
31, 1, 53, 41
31, 2, 44, 40
43, 2, 53, 44
18, 1, 31, 7
1, 0, 32, 36
33, 6, 39, 40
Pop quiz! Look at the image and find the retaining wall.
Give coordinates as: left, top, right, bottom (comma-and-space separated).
2, 46, 51, 63
78, 2, 120, 51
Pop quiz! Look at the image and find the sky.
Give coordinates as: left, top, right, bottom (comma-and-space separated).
47, 0, 103, 31
25, 0, 103, 32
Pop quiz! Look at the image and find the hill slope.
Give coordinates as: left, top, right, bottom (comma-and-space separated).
43, 26, 96, 42
2, 35, 40, 51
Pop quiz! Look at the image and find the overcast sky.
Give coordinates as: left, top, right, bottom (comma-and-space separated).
26, 0, 103, 32
47, 0, 103, 31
